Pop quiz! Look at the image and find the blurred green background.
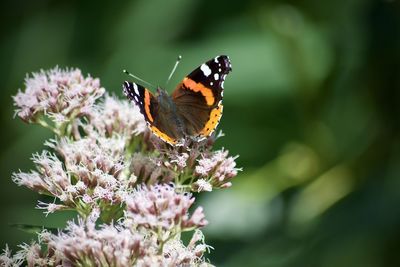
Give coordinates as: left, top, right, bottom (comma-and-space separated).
1, 0, 399, 266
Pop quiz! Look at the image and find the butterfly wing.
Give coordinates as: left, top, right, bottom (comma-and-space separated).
123, 81, 178, 145
172, 55, 232, 137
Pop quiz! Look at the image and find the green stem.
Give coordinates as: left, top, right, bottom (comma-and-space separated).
36, 119, 59, 135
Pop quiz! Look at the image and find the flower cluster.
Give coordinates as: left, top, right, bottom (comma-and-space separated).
0, 218, 211, 266
130, 153, 175, 185
86, 94, 147, 139
193, 149, 240, 192
126, 184, 207, 234
141, 138, 241, 192
3, 66, 241, 266
12, 134, 133, 220
13, 67, 104, 124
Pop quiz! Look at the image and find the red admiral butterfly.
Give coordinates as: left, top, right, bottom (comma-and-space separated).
123, 55, 232, 145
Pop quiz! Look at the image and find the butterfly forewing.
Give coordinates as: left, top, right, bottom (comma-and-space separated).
123, 81, 157, 123
172, 55, 232, 137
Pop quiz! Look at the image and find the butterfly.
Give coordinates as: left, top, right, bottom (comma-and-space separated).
123, 55, 232, 146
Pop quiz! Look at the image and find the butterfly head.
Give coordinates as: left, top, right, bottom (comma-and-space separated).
156, 86, 166, 95
156, 87, 175, 110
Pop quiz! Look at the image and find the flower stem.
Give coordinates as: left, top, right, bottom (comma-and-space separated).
36, 119, 59, 135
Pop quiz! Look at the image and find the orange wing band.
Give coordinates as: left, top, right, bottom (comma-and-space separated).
200, 101, 223, 136
183, 77, 215, 106
144, 90, 154, 122
150, 126, 177, 145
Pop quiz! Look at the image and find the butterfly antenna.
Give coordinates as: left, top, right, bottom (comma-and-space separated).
123, 69, 155, 88
166, 55, 182, 86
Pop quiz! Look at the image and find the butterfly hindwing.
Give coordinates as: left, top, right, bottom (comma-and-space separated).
172, 55, 231, 137
123, 81, 178, 145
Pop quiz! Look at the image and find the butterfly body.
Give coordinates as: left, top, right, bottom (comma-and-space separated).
154, 87, 186, 139
123, 55, 232, 145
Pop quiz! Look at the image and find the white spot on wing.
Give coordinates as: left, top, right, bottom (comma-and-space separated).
221, 90, 224, 97
210, 82, 213, 85
200, 64, 211, 77
134, 96, 139, 102
214, 73, 219, 80
214, 57, 219, 63
218, 68, 221, 72
133, 83, 139, 95
221, 81, 225, 88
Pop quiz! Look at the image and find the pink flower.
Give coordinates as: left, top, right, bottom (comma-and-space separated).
130, 153, 175, 185
195, 157, 217, 176
12, 151, 71, 200
0, 245, 23, 266
13, 67, 105, 123
86, 94, 146, 138
6, 65, 240, 267
13, 134, 135, 217
48, 219, 145, 267
169, 152, 190, 169
36, 201, 68, 216
195, 149, 241, 189
192, 179, 213, 192
126, 184, 208, 232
